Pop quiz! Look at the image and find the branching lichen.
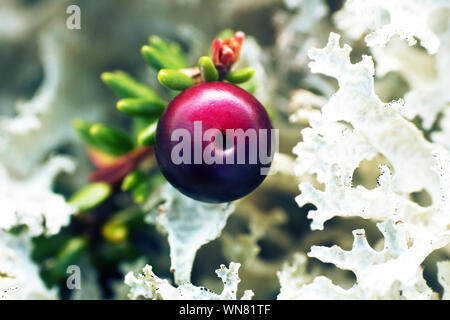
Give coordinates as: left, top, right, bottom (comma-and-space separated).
125, 262, 253, 300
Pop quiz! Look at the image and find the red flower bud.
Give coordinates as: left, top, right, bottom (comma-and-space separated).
211, 31, 245, 72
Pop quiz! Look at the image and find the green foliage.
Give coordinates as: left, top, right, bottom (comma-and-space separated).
141, 36, 188, 71
50, 237, 88, 280
89, 124, 134, 156
73, 119, 99, 147
117, 97, 166, 118
225, 67, 255, 84
131, 180, 151, 203
122, 169, 146, 192
148, 35, 187, 68
101, 71, 161, 99
157, 69, 195, 90
198, 56, 219, 82
137, 120, 158, 146
102, 221, 128, 243
69, 182, 112, 212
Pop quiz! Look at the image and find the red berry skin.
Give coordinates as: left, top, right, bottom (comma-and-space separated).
155, 82, 273, 203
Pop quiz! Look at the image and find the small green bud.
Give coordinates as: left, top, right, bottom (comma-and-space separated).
101, 71, 161, 100
225, 67, 255, 84
157, 69, 194, 91
198, 56, 219, 82
89, 124, 134, 156
117, 97, 166, 118
102, 221, 128, 243
137, 120, 158, 146
121, 169, 145, 192
69, 182, 112, 212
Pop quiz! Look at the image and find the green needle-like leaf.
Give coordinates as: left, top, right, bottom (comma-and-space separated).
157, 69, 194, 91
69, 182, 112, 212
148, 35, 187, 66
132, 117, 156, 141
137, 120, 158, 146
51, 237, 88, 279
141, 45, 186, 71
89, 124, 134, 156
117, 97, 166, 118
74, 120, 134, 155
73, 119, 98, 146
225, 67, 255, 84
121, 169, 145, 192
101, 71, 161, 100
198, 56, 218, 82
131, 180, 150, 203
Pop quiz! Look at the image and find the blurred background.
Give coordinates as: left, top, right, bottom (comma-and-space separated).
0, 0, 448, 299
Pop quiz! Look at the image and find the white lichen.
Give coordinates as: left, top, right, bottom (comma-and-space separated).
125, 262, 253, 300
0, 231, 56, 299
371, 33, 450, 131
0, 156, 76, 236
437, 261, 450, 300
335, 0, 450, 54
277, 253, 314, 300
296, 32, 441, 203
289, 32, 450, 300
143, 183, 235, 284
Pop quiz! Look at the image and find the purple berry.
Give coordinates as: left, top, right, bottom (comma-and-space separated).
155, 81, 274, 203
